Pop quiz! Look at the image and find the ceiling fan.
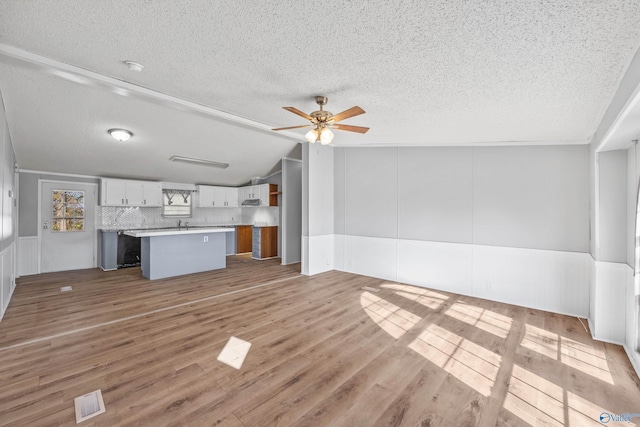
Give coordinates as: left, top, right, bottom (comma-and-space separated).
272, 96, 369, 145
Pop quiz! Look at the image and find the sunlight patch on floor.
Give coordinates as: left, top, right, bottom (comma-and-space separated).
444, 301, 513, 339
380, 283, 450, 310
567, 391, 635, 426
409, 323, 501, 396
360, 291, 422, 339
560, 336, 613, 385
217, 336, 252, 369
521, 324, 559, 360
503, 365, 564, 426
520, 324, 614, 384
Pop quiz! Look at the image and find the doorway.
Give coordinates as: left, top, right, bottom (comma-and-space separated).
39, 180, 97, 273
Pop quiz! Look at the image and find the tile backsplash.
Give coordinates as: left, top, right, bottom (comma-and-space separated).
97, 206, 279, 230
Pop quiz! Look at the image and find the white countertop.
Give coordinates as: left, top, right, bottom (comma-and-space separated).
124, 227, 235, 237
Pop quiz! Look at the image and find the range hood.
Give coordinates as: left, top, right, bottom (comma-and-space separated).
241, 199, 262, 207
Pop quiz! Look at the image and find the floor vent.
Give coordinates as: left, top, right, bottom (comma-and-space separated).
60, 286, 73, 292
74, 389, 105, 423
217, 336, 252, 369
361, 286, 380, 293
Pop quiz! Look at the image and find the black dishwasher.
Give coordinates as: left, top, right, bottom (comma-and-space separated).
117, 232, 141, 268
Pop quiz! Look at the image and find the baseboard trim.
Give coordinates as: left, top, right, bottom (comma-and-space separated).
624, 344, 640, 380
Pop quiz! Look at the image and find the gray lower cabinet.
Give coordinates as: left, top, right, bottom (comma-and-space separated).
226, 228, 237, 255
251, 227, 260, 258
100, 230, 118, 271
252, 226, 278, 259
140, 232, 227, 280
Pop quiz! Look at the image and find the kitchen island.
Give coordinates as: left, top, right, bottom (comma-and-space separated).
124, 227, 234, 280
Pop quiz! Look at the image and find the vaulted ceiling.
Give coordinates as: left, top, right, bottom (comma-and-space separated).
1, 1, 639, 185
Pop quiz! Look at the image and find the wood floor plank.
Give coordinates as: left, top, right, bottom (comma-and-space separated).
0, 256, 638, 426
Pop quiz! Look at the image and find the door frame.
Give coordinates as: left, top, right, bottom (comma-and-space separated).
37, 179, 98, 274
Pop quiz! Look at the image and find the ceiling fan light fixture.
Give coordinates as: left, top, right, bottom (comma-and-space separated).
108, 128, 133, 141
305, 128, 319, 143
320, 128, 334, 145
275, 96, 368, 144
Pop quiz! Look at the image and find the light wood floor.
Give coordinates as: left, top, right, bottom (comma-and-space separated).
0, 256, 639, 426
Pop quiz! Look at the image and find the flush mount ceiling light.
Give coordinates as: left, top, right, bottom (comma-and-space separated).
108, 128, 133, 141
123, 60, 144, 72
170, 155, 229, 169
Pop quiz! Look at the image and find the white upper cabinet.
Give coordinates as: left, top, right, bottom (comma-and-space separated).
101, 179, 127, 206
142, 182, 163, 207
196, 185, 215, 207
239, 186, 253, 202
239, 185, 261, 200
213, 186, 226, 207
258, 184, 271, 207
225, 187, 239, 207
196, 185, 238, 207
238, 184, 277, 207
125, 181, 145, 206
100, 179, 162, 207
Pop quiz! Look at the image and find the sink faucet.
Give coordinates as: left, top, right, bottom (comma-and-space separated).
177, 220, 182, 229
184, 221, 189, 230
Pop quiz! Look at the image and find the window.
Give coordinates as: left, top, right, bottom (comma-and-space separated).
52, 190, 84, 232
162, 190, 192, 217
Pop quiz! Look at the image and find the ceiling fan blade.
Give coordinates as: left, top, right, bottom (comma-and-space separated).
283, 107, 315, 122
332, 124, 369, 134
330, 106, 365, 123
272, 124, 313, 131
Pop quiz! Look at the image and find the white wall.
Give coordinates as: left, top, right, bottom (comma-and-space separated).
332, 145, 591, 317
473, 146, 589, 251
598, 150, 627, 262
589, 150, 628, 344
282, 158, 302, 265
588, 42, 640, 375
590, 261, 628, 344
623, 144, 640, 374
302, 143, 334, 275
589, 148, 637, 349
626, 143, 639, 267
0, 90, 18, 321
344, 148, 397, 239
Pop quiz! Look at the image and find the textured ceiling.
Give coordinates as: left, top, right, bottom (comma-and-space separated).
1, 0, 640, 183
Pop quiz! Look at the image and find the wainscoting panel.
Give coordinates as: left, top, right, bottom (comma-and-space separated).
334, 235, 591, 318
301, 236, 308, 276
18, 236, 38, 277
307, 234, 334, 276
334, 234, 345, 272
592, 261, 628, 344
472, 245, 590, 317
0, 244, 15, 321
625, 265, 640, 379
397, 239, 473, 295
343, 235, 397, 282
